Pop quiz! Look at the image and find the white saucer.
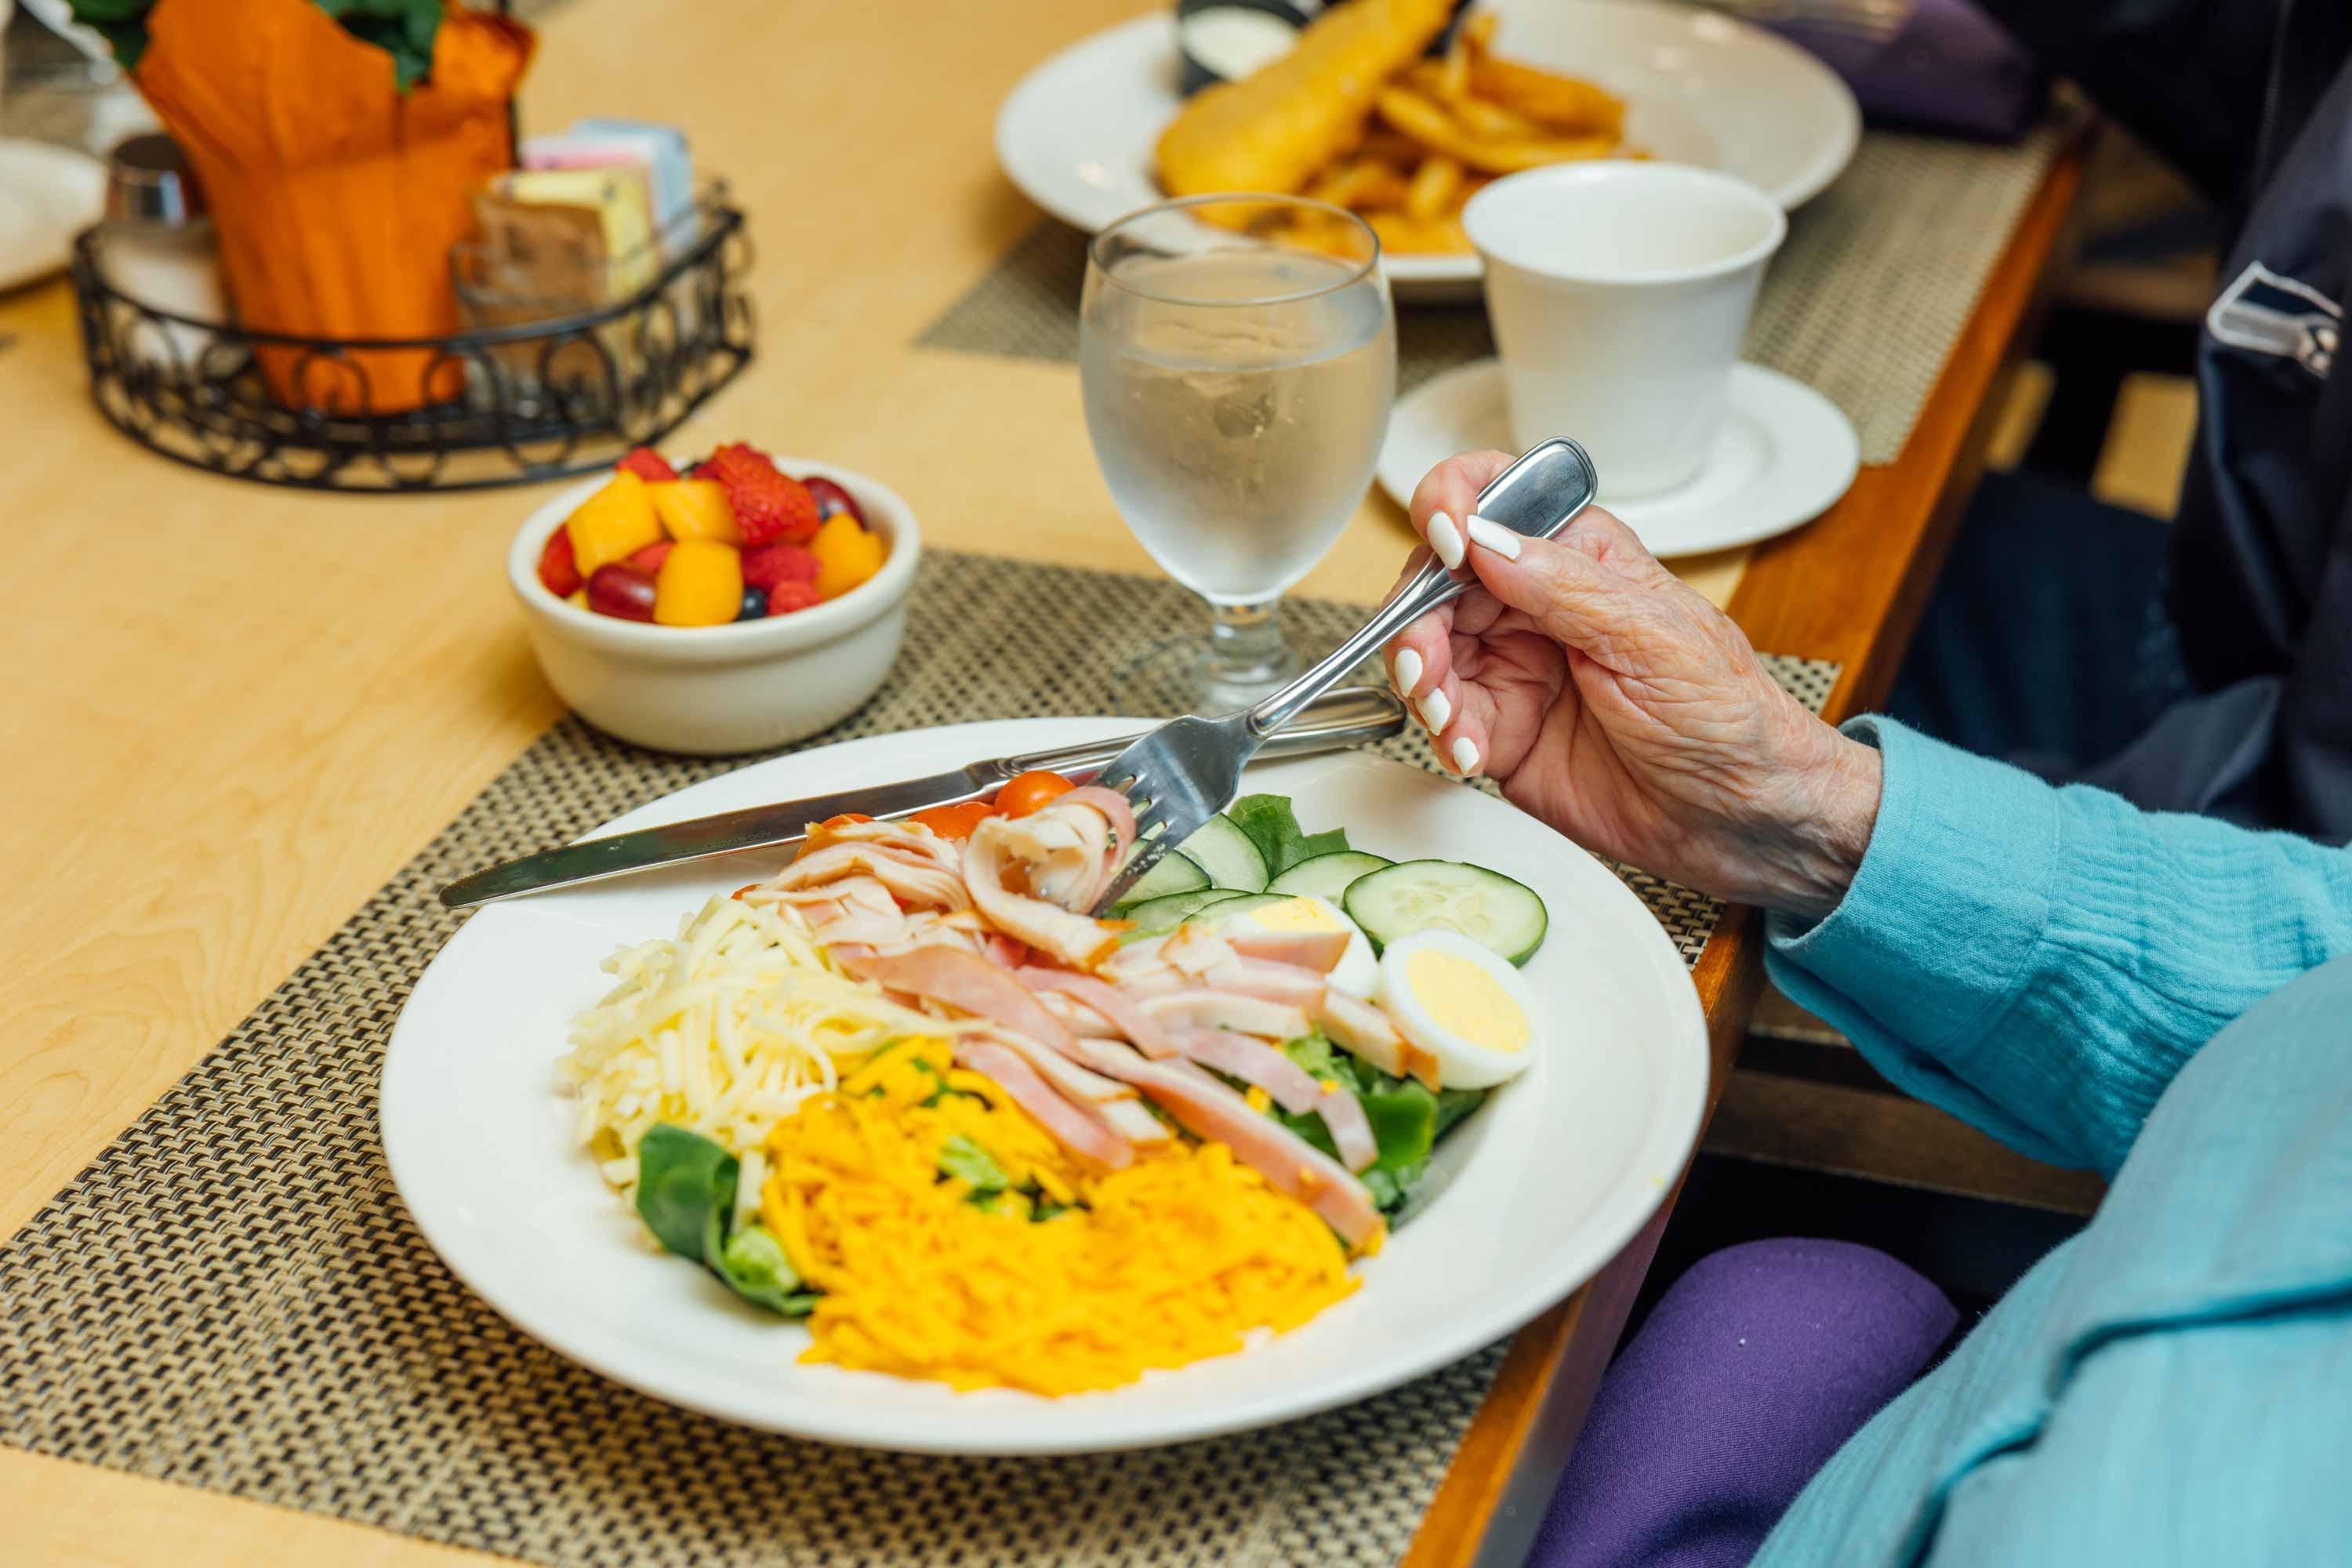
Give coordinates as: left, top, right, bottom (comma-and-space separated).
1378, 361, 1861, 558
0, 140, 106, 294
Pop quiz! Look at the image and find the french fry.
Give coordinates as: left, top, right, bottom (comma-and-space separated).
1466, 54, 1627, 138
1308, 155, 1413, 212
1452, 96, 1546, 142
1403, 154, 1465, 221
1376, 85, 1617, 175
1430, 34, 1471, 102
1359, 125, 1430, 165
1364, 209, 1475, 256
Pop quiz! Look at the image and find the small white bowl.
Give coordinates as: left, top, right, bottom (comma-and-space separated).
506, 457, 920, 755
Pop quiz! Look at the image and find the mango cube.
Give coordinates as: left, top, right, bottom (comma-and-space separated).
653, 539, 745, 627
648, 478, 741, 544
565, 472, 662, 575
811, 515, 886, 600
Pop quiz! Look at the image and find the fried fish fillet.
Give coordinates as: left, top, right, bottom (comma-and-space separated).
1156, 0, 1460, 198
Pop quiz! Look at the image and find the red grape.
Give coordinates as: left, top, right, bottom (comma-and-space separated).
801, 476, 865, 525
586, 563, 659, 622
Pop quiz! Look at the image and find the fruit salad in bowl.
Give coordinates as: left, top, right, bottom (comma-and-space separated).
509, 444, 919, 755
536, 445, 890, 627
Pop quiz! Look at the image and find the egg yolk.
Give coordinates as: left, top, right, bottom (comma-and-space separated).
1251, 898, 1344, 934
1406, 949, 1530, 1052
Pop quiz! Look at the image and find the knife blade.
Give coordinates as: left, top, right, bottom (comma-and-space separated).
437, 685, 1406, 909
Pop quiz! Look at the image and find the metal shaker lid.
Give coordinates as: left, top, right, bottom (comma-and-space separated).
104, 132, 207, 227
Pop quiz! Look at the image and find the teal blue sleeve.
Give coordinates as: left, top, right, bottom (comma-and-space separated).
1765, 720, 2352, 1177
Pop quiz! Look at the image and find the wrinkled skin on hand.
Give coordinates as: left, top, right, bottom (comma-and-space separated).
1385, 451, 1883, 918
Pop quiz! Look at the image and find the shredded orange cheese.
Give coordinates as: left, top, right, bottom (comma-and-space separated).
761, 1039, 1359, 1395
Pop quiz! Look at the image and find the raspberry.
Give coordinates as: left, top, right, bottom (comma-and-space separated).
740, 542, 820, 592
702, 442, 819, 545
616, 447, 678, 483
766, 580, 824, 615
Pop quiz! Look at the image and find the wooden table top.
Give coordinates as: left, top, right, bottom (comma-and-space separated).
0, 0, 2087, 1561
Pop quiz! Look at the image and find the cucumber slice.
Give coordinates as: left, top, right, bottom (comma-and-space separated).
1174, 814, 1269, 892
1124, 888, 1246, 935
1267, 850, 1393, 901
1112, 850, 1209, 909
1343, 860, 1549, 965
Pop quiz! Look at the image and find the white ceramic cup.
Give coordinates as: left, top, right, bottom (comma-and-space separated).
1465, 162, 1787, 499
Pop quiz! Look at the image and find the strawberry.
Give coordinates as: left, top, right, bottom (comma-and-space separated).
615, 447, 678, 483
740, 541, 820, 592
766, 580, 825, 615
702, 442, 819, 545
537, 525, 582, 597
626, 539, 674, 576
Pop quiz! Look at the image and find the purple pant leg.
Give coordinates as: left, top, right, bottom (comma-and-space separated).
1530, 1239, 1958, 1568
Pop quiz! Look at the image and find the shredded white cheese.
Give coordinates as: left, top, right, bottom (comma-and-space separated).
559, 894, 962, 1206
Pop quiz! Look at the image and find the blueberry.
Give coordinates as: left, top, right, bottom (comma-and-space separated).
737, 585, 769, 621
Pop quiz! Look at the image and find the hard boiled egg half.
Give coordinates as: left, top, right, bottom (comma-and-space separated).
1220, 895, 1380, 998
1374, 931, 1541, 1089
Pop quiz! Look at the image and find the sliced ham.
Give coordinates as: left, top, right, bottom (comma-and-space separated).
771, 842, 969, 912
1034, 989, 1122, 1037
1141, 991, 1312, 1041
1172, 1029, 1381, 1173
1221, 926, 1352, 973
1019, 967, 1186, 1058
808, 902, 914, 947
956, 1039, 1132, 1170
1160, 924, 1237, 978
1200, 957, 1328, 1007
1054, 785, 1138, 870
1097, 1097, 1174, 1143
1314, 988, 1441, 1087
1065, 1040, 1385, 1250
974, 1025, 1134, 1105
802, 817, 963, 873
839, 946, 1075, 1051
1102, 960, 1187, 1000
964, 815, 1122, 969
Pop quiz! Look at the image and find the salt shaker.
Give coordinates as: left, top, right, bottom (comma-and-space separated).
97, 133, 227, 379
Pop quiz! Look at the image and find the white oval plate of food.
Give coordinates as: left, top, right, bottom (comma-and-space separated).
994, 0, 1860, 300
382, 717, 1708, 1454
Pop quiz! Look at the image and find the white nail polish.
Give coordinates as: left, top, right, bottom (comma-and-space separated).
1418, 688, 1451, 734
1392, 647, 1423, 698
1465, 514, 1522, 560
1428, 510, 1466, 570
1451, 735, 1481, 777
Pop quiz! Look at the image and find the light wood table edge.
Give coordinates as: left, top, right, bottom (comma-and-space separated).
1400, 118, 2097, 1568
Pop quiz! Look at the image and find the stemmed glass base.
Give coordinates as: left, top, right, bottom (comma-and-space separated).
1115, 599, 1298, 713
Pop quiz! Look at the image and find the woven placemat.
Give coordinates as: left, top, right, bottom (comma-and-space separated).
920, 118, 2072, 467
0, 550, 1835, 1568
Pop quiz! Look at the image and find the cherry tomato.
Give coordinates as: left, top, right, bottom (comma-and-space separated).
995, 771, 1077, 817
909, 801, 998, 840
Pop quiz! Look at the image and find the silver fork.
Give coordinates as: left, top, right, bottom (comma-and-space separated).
1090, 438, 1599, 913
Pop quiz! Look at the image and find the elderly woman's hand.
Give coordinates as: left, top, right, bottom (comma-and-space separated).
1385, 451, 1884, 918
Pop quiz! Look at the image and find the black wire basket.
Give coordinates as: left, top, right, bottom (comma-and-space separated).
70, 188, 756, 493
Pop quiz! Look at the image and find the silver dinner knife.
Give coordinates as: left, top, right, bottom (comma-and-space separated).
437, 685, 1407, 909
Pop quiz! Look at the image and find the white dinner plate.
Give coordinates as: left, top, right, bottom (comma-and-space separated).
0, 138, 105, 294
994, 0, 1860, 300
1379, 359, 1860, 557
382, 719, 1709, 1454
